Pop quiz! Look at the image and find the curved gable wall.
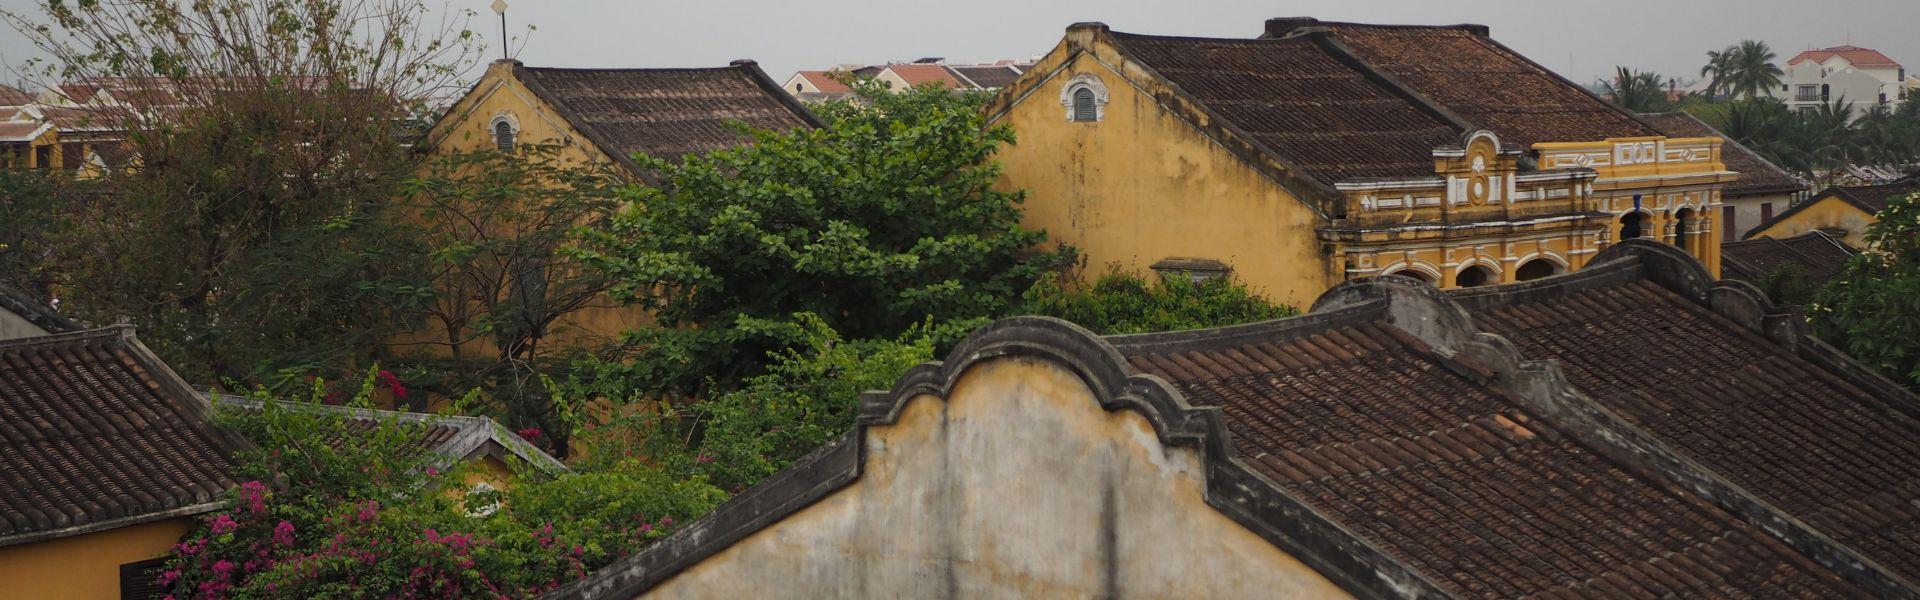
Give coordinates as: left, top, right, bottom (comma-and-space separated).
643, 356, 1350, 598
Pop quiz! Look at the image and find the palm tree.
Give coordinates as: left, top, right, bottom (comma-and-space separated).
1700, 46, 1733, 99
1720, 98, 1808, 174
1602, 67, 1669, 112
1724, 40, 1785, 100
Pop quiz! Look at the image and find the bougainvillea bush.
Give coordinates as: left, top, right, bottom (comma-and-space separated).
162, 373, 724, 599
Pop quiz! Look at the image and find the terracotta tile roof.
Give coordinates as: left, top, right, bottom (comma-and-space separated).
1110, 31, 1461, 182
881, 63, 962, 88
1640, 111, 1806, 197
1262, 19, 1660, 150
1789, 46, 1901, 68
0, 328, 244, 547
1111, 312, 1862, 597
1722, 230, 1857, 285
947, 65, 1022, 89
208, 395, 567, 475
0, 85, 31, 106
1459, 257, 1920, 583
791, 71, 853, 94
0, 121, 47, 142
513, 61, 822, 177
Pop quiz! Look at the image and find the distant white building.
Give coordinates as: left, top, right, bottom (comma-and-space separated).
1765, 45, 1918, 116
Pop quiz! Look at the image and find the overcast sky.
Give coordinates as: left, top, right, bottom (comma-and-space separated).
3, 0, 1917, 91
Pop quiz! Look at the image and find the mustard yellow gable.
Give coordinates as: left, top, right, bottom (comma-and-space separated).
1746, 195, 1878, 248
425, 60, 619, 170
986, 35, 1338, 308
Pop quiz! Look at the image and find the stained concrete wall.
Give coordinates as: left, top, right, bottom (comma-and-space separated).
0, 307, 53, 341
641, 357, 1350, 599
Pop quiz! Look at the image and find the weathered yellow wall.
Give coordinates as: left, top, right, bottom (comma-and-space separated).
392, 60, 652, 360
642, 357, 1352, 598
994, 48, 1336, 308
0, 518, 192, 600
1750, 197, 1877, 248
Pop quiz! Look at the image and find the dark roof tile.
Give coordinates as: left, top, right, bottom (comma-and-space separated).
514, 63, 820, 176
1463, 266, 1920, 583
1111, 314, 1861, 597
1111, 32, 1460, 182
0, 328, 242, 546
1721, 231, 1857, 285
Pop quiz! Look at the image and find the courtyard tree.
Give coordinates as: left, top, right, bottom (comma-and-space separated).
1, 0, 483, 384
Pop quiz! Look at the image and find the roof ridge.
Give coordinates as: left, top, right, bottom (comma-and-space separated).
0, 324, 129, 351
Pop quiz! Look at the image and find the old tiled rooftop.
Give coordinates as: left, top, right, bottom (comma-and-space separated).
1455, 252, 1920, 584
209, 395, 567, 475
1640, 111, 1806, 197
515, 62, 820, 175
1111, 31, 1461, 182
1721, 230, 1857, 286
1282, 20, 1661, 150
0, 328, 242, 546
1110, 304, 1863, 597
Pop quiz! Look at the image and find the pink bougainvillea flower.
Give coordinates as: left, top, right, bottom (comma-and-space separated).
209, 513, 238, 535
517, 427, 542, 440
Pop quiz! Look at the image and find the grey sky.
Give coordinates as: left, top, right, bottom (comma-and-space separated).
3, 0, 1917, 91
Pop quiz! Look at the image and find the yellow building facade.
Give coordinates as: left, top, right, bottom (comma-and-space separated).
986, 21, 1732, 306
403, 59, 819, 359
1743, 177, 1917, 247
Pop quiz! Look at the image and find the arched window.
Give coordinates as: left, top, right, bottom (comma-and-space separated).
1071, 87, 1098, 122
1620, 212, 1647, 240
494, 119, 517, 153
1515, 259, 1561, 282
1673, 208, 1695, 254
1059, 73, 1109, 123
1455, 265, 1495, 288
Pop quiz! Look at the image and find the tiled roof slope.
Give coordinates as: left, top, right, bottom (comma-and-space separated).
1454, 243, 1920, 585
209, 395, 567, 475
514, 61, 821, 177
0, 84, 31, 106
947, 65, 1022, 89
0, 328, 244, 547
1264, 19, 1661, 150
1640, 111, 1806, 197
1110, 302, 1862, 597
881, 63, 962, 88
1831, 175, 1920, 213
792, 71, 853, 94
1789, 46, 1901, 68
1110, 31, 1462, 182
1722, 230, 1857, 285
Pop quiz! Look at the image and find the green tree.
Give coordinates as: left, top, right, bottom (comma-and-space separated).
2, 0, 483, 385
574, 78, 1065, 397
1700, 46, 1734, 99
1018, 271, 1297, 335
1810, 191, 1920, 389
1602, 67, 1672, 112
1724, 40, 1786, 100
393, 146, 624, 447
0, 169, 77, 296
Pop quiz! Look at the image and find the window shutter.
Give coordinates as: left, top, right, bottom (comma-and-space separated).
1072, 88, 1097, 122
494, 120, 516, 152
121, 556, 171, 600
